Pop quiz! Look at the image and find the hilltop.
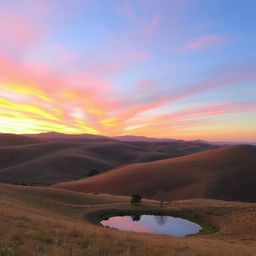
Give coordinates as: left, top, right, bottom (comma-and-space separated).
0, 133, 42, 147
0, 135, 215, 185
54, 145, 256, 202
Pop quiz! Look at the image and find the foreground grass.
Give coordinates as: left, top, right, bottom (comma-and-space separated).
0, 183, 256, 256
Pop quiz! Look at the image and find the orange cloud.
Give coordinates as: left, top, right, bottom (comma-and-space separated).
121, 102, 256, 140
0, 47, 255, 138
0, 3, 254, 142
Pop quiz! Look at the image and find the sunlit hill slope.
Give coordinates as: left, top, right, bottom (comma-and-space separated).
0, 133, 215, 185
54, 145, 256, 202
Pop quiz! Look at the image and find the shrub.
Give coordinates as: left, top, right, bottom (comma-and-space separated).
88, 170, 99, 177
130, 194, 142, 205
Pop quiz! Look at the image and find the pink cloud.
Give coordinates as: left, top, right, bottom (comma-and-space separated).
127, 62, 256, 109
109, 62, 256, 134
0, 11, 39, 57
145, 15, 159, 33
160, 103, 256, 122
123, 102, 256, 137
0, 1, 254, 139
101, 216, 153, 233
179, 34, 226, 53
136, 79, 158, 89
80, 48, 148, 78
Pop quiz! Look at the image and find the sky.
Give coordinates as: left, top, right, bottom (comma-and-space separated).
0, 0, 255, 142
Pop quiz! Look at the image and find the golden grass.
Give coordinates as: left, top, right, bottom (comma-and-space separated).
1, 183, 256, 256
54, 145, 256, 202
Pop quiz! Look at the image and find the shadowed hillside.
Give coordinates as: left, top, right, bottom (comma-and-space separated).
0, 133, 43, 147
27, 132, 112, 142
54, 145, 256, 202
0, 141, 166, 185
0, 134, 215, 185
126, 141, 216, 157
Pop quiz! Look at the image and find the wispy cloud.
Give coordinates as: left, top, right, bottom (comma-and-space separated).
0, 1, 255, 141
179, 34, 226, 53
121, 102, 256, 139
145, 15, 159, 33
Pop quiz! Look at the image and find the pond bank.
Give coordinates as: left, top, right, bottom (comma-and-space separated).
85, 207, 218, 235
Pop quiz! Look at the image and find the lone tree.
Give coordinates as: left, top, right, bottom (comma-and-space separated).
87, 169, 99, 177
154, 190, 167, 207
130, 194, 142, 205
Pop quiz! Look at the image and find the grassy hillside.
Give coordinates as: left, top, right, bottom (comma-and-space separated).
127, 141, 217, 157
0, 141, 166, 185
0, 183, 256, 256
54, 145, 256, 202
0, 137, 215, 185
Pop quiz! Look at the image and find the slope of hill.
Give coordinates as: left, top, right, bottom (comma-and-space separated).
126, 141, 217, 157
0, 133, 216, 185
54, 145, 256, 202
1, 183, 256, 256
0, 141, 167, 185
0, 133, 43, 147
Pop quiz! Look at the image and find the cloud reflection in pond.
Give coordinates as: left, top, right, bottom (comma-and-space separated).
101, 215, 202, 237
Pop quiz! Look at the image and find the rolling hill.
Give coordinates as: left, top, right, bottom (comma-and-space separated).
0, 141, 165, 185
1, 182, 256, 256
26, 131, 112, 142
125, 141, 216, 157
0, 133, 43, 147
0, 133, 215, 185
54, 145, 256, 202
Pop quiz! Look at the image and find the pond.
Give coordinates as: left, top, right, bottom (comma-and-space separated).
101, 215, 202, 237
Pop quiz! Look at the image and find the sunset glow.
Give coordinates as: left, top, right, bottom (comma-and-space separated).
0, 0, 255, 142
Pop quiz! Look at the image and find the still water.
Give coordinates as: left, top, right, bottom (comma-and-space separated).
101, 215, 202, 237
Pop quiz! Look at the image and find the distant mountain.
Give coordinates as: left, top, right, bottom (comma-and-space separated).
26, 132, 112, 142
54, 145, 256, 203
9, 131, 251, 146
208, 141, 256, 146
115, 136, 256, 146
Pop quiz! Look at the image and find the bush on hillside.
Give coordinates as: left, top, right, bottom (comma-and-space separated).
130, 194, 142, 205
87, 169, 100, 177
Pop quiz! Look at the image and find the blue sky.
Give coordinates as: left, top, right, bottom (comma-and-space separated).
0, 0, 255, 141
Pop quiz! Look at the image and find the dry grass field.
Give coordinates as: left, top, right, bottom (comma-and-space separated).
54, 145, 256, 202
0, 183, 256, 256
0, 135, 215, 185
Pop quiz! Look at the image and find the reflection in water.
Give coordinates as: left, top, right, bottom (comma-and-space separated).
154, 215, 167, 226
101, 215, 202, 237
131, 214, 141, 222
